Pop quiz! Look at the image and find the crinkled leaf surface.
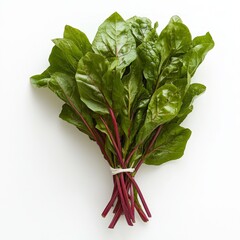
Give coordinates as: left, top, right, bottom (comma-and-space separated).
127, 16, 153, 44
137, 84, 182, 143
157, 16, 192, 62
138, 41, 160, 93
92, 12, 137, 70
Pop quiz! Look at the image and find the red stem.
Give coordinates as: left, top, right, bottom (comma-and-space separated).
130, 184, 135, 223
135, 125, 163, 173
146, 125, 163, 154
101, 182, 118, 217
100, 116, 123, 165
108, 206, 122, 229
125, 144, 139, 166
120, 174, 134, 220
135, 203, 149, 222
109, 108, 122, 157
115, 175, 133, 226
126, 172, 151, 218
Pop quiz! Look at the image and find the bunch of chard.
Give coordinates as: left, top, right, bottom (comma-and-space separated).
31, 12, 214, 228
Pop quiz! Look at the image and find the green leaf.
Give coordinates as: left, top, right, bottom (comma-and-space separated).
76, 52, 124, 115
122, 60, 143, 117
127, 16, 154, 44
30, 43, 76, 87
120, 59, 143, 138
52, 72, 82, 110
144, 124, 191, 165
157, 16, 192, 64
76, 52, 109, 114
104, 69, 125, 114
92, 12, 137, 70
139, 16, 192, 92
52, 38, 83, 70
138, 41, 160, 93
64, 25, 92, 54
48, 46, 75, 75
145, 21, 159, 42
137, 84, 182, 143
181, 83, 206, 112
172, 83, 206, 124
49, 72, 94, 126
30, 69, 51, 87
59, 104, 91, 136
47, 76, 67, 102
95, 115, 111, 135
159, 57, 183, 83
182, 32, 214, 76
130, 108, 145, 141
129, 88, 150, 143
32, 26, 93, 85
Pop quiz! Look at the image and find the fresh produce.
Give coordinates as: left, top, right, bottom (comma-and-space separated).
31, 12, 214, 228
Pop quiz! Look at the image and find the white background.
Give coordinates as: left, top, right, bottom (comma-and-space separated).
0, 0, 239, 239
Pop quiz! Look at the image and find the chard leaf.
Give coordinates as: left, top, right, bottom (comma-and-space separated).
92, 12, 137, 70
104, 69, 125, 114
52, 72, 82, 110
144, 124, 191, 165
130, 87, 150, 140
180, 83, 206, 111
30, 69, 51, 87
30, 45, 75, 87
50, 72, 93, 127
63, 25, 92, 54
159, 57, 183, 83
172, 83, 206, 124
157, 16, 192, 64
182, 32, 214, 76
52, 38, 83, 70
59, 104, 91, 136
76, 52, 109, 114
138, 41, 160, 93
76, 52, 124, 115
122, 60, 142, 115
30, 26, 92, 87
121, 59, 143, 129
137, 84, 181, 143
127, 16, 153, 44
131, 108, 145, 142
47, 76, 67, 102
48, 46, 75, 75
95, 115, 112, 135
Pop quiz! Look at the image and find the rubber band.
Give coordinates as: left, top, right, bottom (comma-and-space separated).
110, 167, 135, 175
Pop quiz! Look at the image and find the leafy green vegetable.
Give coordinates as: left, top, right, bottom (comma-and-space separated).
137, 84, 182, 143
92, 12, 137, 71
31, 12, 214, 229
144, 124, 192, 165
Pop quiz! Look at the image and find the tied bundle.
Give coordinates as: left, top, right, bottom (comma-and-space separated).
31, 12, 214, 228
